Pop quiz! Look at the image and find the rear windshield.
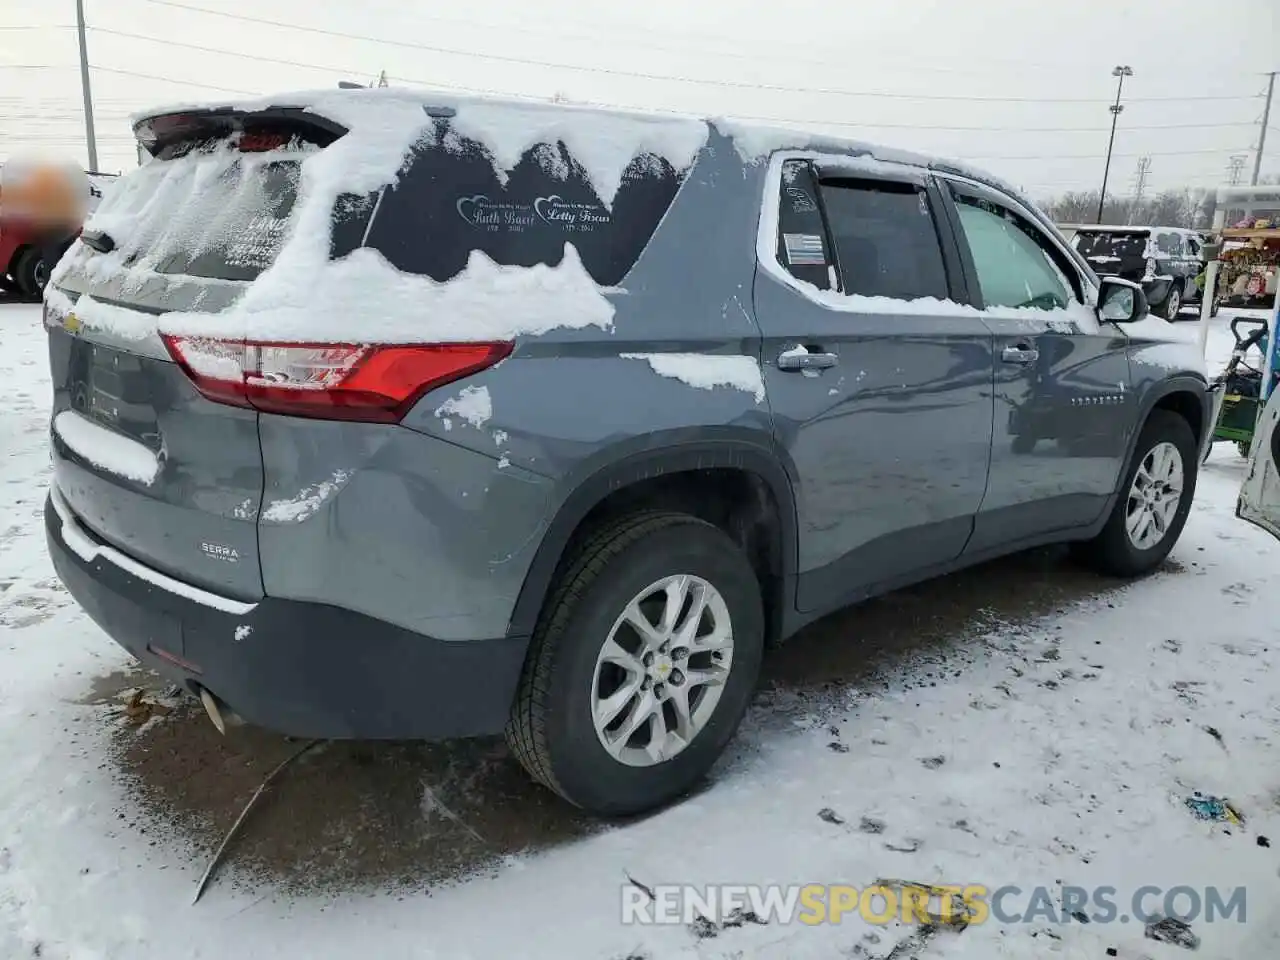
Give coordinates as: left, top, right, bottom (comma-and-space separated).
1074, 231, 1148, 260
88, 138, 310, 282
365, 119, 690, 286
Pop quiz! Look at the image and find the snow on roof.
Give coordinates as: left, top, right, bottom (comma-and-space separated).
133, 88, 709, 207
132, 87, 1026, 204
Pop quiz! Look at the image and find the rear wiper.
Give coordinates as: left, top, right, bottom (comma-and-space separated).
81, 229, 116, 254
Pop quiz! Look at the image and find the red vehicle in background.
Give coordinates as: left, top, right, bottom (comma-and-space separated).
0, 167, 115, 299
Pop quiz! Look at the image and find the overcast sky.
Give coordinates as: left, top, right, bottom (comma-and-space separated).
2, 0, 1277, 198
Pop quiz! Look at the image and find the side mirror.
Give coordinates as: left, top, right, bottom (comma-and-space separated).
1097, 277, 1149, 323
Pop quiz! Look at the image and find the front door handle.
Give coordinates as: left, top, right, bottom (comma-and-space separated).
1001, 344, 1039, 365
778, 349, 838, 371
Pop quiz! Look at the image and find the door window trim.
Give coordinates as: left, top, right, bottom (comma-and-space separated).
936, 171, 1097, 308
757, 150, 968, 312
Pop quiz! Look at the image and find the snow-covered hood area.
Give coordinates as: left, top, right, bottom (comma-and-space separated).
56, 89, 712, 345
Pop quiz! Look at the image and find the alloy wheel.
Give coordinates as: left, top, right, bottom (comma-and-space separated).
590, 574, 734, 767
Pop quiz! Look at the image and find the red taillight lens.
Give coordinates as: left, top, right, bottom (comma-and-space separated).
161, 336, 512, 423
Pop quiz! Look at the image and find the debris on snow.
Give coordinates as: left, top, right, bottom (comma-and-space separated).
883, 838, 922, 854
1183, 792, 1243, 824
1144, 915, 1201, 950
435, 386, 493, 429
619, 353, 765, 403
420, 782, 486, 845
876, 878, 976, 929
193, 739, 322, 904
817, 808, 845, 826
121, 690, 172, 727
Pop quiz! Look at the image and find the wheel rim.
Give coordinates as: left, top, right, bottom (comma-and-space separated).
1125, 441, 1184, 551
1167, 289, 1180, 317
591, 574, 734, 768
33, 259, 48, 291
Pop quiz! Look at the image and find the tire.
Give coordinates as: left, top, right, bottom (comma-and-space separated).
1161, 286, 1182, 321
1075, 409, 1198, 577
12, 249, 43, 299
506, 511, 765, 816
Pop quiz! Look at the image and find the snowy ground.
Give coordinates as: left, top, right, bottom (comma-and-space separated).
3, 300, 1280, 959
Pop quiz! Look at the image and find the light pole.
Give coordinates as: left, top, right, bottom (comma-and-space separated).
76, 0, 98, 172
1096, 65, 1133, 224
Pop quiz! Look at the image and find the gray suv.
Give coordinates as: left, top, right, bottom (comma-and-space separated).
43, 91, 1210, 816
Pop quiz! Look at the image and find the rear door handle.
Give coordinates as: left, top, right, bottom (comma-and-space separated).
1001, 345, 1039, 365
778, 349, 838, 371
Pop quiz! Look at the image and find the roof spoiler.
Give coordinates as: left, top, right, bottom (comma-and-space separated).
132, 106, 348, 157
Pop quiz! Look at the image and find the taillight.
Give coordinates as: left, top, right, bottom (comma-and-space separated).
161, 336, 511, 423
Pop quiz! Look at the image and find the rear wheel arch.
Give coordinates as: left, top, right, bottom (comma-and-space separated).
507, 439, 799, 645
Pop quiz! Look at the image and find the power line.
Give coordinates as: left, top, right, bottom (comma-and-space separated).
120, 0, 1260, 106
90, 65, 256, 95
969, 147, 1248, 161
80, 29, 1267, 135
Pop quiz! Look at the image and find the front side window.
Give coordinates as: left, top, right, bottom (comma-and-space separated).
952, 192, 1076, 311
818, 178, 948, 301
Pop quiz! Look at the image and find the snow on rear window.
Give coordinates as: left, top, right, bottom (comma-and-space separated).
56, 92, 682, 344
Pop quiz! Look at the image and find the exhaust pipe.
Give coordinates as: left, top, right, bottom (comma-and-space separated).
196, 686, 243, 734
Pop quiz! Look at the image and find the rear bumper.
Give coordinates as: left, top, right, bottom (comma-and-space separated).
45, 489, 529, 740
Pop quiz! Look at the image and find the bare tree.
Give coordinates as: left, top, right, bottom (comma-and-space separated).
1040, 185, 1214, 229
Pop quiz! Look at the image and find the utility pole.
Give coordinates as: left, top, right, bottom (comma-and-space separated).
1227, 154, 1248, 186
76, 0, 98, 171
1097, 65, 1133, 224
1252, 71, 1276, 186
1128, 155, 1151, 223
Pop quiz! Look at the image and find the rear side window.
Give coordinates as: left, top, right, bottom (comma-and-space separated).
818, 179, 948, 301
366, 123, 687, 286
775, 160, 833, 291
1075, 231, 1147, 259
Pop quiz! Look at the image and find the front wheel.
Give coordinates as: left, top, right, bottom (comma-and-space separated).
1162, 286, 1182, 321
1075, 410, 1197, 577
506, 511, 764, 816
